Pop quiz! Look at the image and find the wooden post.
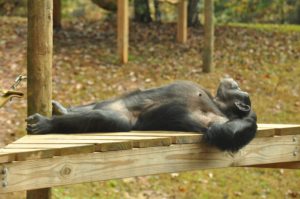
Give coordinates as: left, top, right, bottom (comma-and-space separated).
117, 0, 129, 64
27, 0, 53, 198
177, 0, 188, 43
202, 0, 214, 73
53, 0, 61, 30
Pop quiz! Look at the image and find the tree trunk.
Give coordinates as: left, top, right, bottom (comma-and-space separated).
53, 0, 61, 30
134, 0, 152, 23
188, 0, 201, 27
202, 0, 214, 73
154, 0, 161, 22
27, 2, 53, 198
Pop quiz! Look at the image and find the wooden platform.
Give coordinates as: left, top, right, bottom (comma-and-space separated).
0, 124, 300, 193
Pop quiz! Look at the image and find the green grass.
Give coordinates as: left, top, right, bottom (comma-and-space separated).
228, 23, 300, 32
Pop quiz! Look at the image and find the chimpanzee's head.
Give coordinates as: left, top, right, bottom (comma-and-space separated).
214, 78, 251, 118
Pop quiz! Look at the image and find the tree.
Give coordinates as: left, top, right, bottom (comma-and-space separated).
134, 0, 152, 23
188, 0, 201, 27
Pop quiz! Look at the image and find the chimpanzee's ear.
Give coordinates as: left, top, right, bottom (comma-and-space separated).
234, 101, 251, 112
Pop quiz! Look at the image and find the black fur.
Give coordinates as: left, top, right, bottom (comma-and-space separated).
27, 78, 257, 151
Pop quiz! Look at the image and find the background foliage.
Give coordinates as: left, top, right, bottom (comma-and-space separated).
0, 0, 299, 24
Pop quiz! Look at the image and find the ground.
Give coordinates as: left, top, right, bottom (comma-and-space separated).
0, 16, 300, 198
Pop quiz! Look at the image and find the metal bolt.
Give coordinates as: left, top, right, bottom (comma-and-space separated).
293, 151, 297, 156
2, 181, 7, 187
293, 137, 297, 142
1, 168, 8, 175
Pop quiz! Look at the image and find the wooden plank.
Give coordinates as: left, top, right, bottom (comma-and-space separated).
98, 131, 203, 144
16, 135, 171, 148
258, 124, 300, 136
248, 161, 300, 169
11, 138, 133, 152
117, 0, 129, 64
202, 0, 214, 73
0, 152, 15, 163
258, 124, 300, 128
1, 135, 300, 193
177, 0, 188, 43
5, 143, 95, 156
256, 128, 275, 137
0, 149, 54, 161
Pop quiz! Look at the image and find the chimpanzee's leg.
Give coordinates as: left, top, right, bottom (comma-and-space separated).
52, 100, 97, 115
27, 109, 132, 134
52, 100, 69, 115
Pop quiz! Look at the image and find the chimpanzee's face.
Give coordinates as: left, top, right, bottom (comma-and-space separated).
216, 78, 251, 113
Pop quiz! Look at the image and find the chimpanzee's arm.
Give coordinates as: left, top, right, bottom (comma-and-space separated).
203, 111, 257, 152
26, 110, 131, 134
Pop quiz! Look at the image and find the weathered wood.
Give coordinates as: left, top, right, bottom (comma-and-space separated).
1, 135, 299, 193
202, 0, 214, 73
99, 131, 203, 144
1, 149, 54, 161
27, 132, 198, 144
27, 0, 53, 117
249, 161, 300, 169
5, 143, 96, 156
117, 0, 129, 64
256, 128, 275, 137
0, 152, 15, 163
27, 0, 53, 198
177, 0, 188, 43
258, 124, 300, 136
14, 135, 171, 148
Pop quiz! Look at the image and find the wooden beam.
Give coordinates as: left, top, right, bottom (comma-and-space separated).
177, 0, 188, 43
202, 0, 214, 73
248, 161, 300, 169
1, 135, 300, 193
27, 0, 53, 117
27, 0, 53, 198
117, 0, 129, 64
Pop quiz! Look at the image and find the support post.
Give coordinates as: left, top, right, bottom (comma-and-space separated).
117, 0, 129, 64
27, 0, 53, 198
53, 0, 61, 30
202, 0, 214, 73
177, 0, 188, 43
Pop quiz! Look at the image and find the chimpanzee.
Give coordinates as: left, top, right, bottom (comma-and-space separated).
26, 78, 257, 151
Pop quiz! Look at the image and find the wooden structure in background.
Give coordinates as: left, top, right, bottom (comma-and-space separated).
51, 0, 214, 70
0, 124, 300, 195
117, 0, 129, 64
177, 0, 188, 43
27, 0, 53, 198
203, 0, 214, 72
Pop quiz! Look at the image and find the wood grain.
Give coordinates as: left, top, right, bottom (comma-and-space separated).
203, 0, 214, 72
177, 0, 188, 43
1, 135, 299, 193
117, 0, 129, 64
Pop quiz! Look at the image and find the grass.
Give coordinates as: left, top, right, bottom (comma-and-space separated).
228, 23, 300, 32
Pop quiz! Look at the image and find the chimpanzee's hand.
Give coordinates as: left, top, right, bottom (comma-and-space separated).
26, 113, 52, 134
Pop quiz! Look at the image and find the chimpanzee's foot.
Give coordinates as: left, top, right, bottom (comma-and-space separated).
52, 100, 68, 115
26, 113, 52, 134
